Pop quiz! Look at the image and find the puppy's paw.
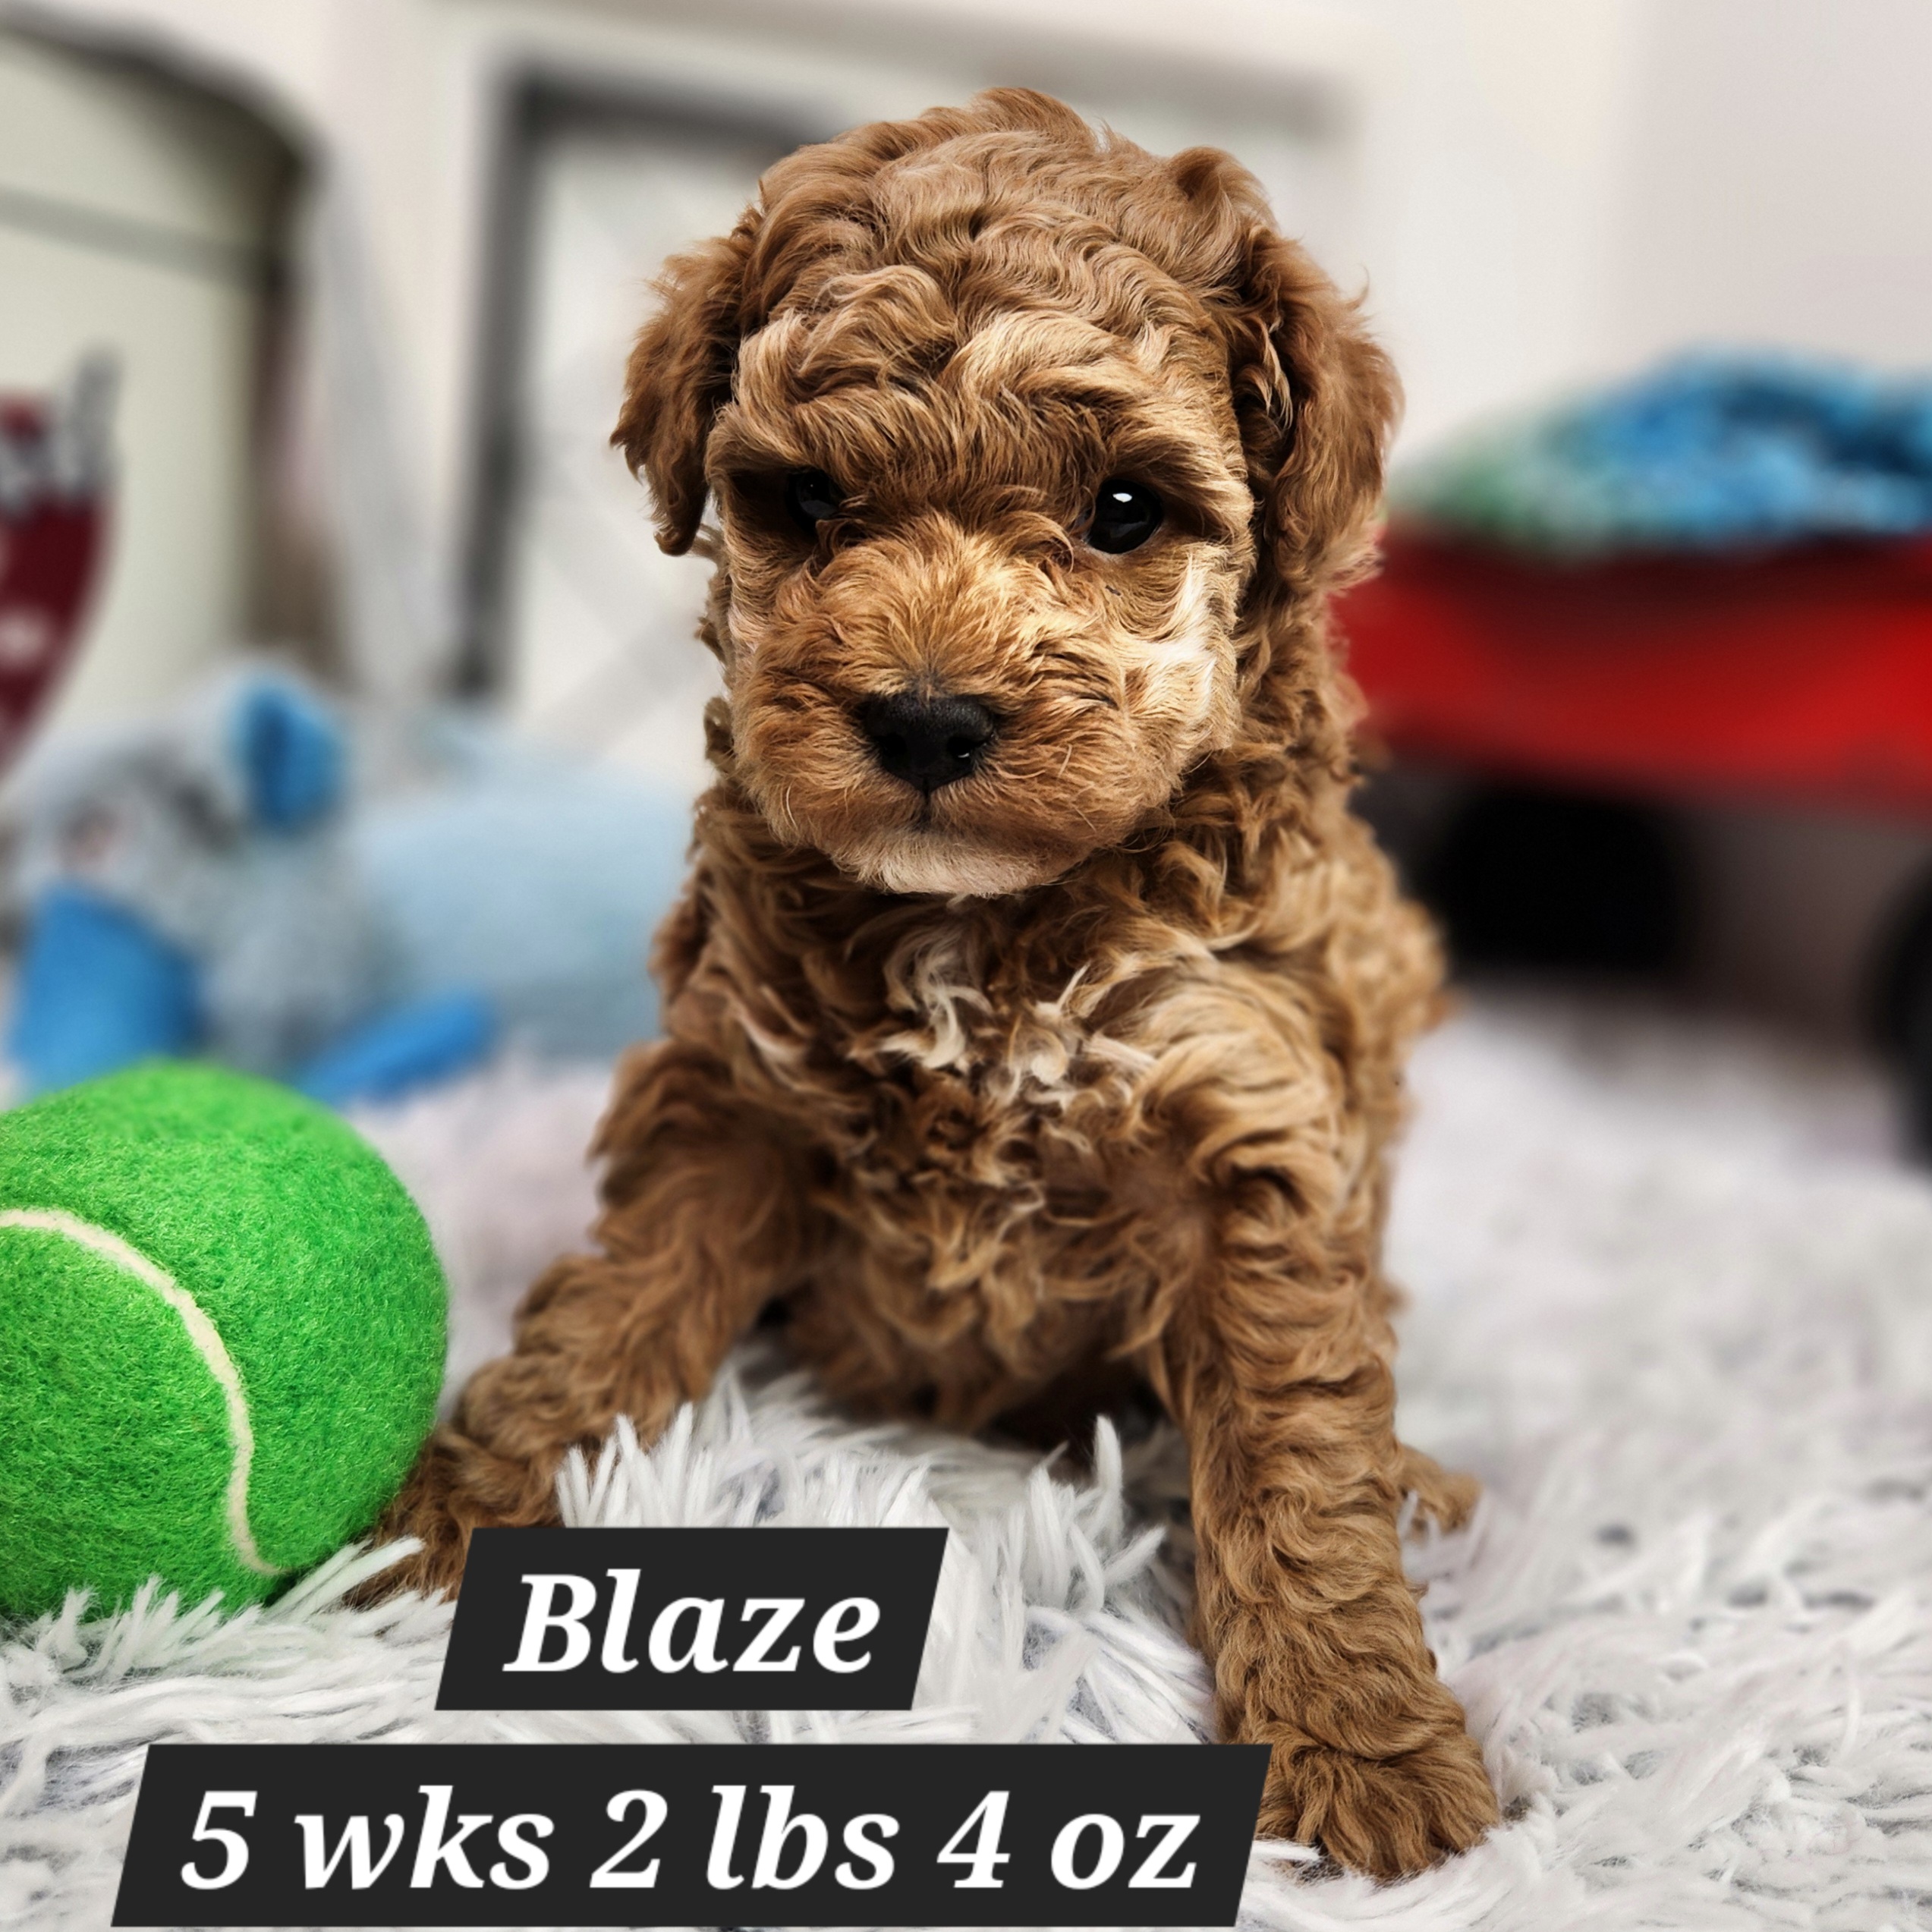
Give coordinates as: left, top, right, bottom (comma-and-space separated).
1257, 1726, 1497, 1880
1395, 1442, 1481, 1534
348, 1446, 476, 1606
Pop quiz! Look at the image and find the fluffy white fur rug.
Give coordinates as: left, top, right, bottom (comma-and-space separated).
5, 994, 1931, 1930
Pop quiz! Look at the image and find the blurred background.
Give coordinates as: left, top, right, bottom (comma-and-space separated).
2, 0, 1930, 1145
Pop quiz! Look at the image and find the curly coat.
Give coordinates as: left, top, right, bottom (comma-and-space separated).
379, 88, 1499, 1879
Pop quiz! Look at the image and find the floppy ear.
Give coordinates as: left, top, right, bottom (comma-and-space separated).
1241, 236, 1399, 594
1172, 150, 1400, 598
611, 226, 756, 555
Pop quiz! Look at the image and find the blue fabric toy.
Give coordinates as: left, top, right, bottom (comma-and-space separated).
5, 667, 689, 1105
10, 884, 201, 1091
1394, 352, 1932, 556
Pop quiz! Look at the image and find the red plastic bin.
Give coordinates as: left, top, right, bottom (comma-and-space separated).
1334, 531, 1932, 817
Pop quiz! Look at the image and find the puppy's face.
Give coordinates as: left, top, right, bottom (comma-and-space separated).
710, 270, 1255, 895
617, 93, 1396, 898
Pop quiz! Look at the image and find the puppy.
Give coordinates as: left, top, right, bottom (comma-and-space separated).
382, 88, 1497, 1880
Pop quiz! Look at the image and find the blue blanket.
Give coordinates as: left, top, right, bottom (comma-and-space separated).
1393, 354, 1932, 555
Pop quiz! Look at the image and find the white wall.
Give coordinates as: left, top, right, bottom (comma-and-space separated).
1609, 0, 1932, 375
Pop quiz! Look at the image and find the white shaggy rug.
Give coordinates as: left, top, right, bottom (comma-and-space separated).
5, 993, 1932, 1930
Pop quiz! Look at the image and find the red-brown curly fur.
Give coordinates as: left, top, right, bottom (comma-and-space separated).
377, 88, 1498, 1880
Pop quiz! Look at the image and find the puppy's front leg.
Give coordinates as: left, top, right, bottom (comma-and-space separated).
1163, 1294, 1497, 1878
371, 1040, 810, 1600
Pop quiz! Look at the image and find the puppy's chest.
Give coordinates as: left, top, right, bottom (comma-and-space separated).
840, 925, 1152, 1191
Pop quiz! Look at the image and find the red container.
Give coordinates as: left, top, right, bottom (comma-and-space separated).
0, 393, 109, 770
1335, 530, 1932, 817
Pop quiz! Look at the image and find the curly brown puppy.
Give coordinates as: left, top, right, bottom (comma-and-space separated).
380, 87, 1497, 1880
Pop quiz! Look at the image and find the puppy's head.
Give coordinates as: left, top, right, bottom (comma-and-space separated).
615, 89, 1396, 896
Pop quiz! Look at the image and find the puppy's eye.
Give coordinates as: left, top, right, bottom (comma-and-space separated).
1085, 479, 1164, 554
785, 468, 844, 533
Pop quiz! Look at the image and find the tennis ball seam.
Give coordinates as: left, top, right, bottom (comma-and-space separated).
0, 1206, 287, 1581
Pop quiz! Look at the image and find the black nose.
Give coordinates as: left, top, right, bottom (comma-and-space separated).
857, 691, 997, 795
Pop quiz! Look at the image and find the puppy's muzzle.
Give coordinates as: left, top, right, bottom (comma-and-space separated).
857, 691, 998, 795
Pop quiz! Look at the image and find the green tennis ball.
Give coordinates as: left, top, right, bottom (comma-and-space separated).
0, 1060, 446, 1620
